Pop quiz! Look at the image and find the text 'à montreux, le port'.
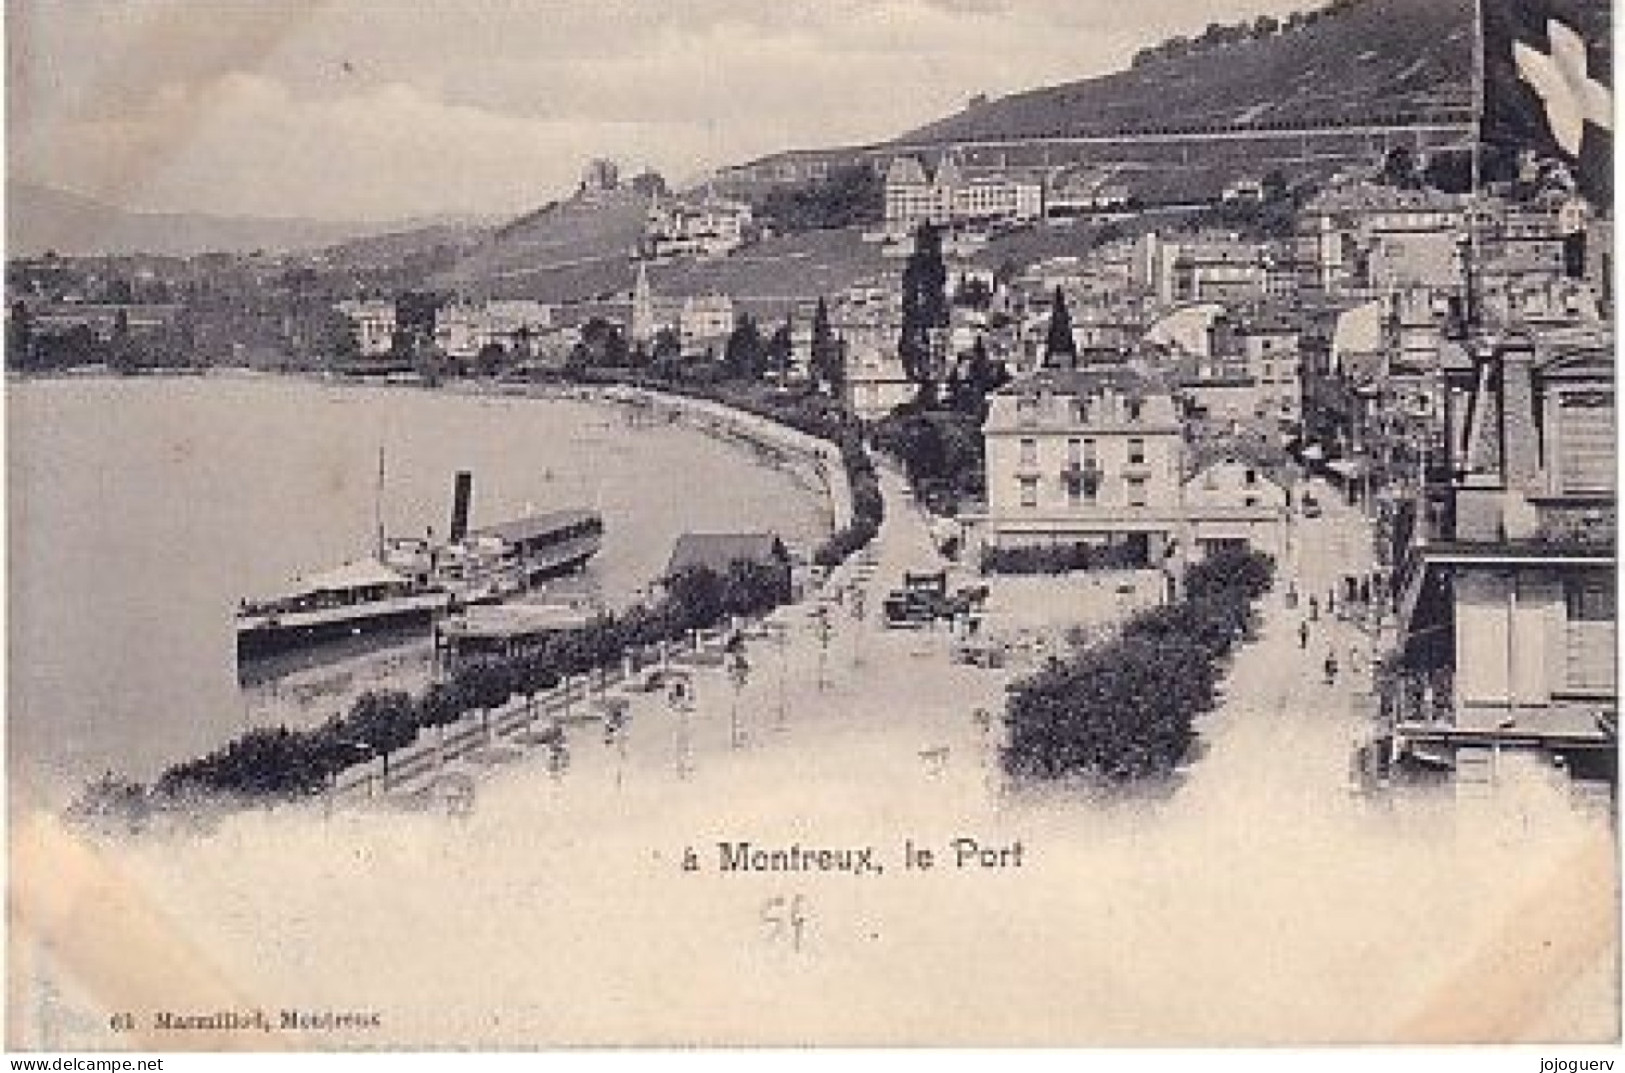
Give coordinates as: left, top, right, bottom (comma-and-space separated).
700, 837, 1025, 875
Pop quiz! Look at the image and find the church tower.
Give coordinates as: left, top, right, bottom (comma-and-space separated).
631, 262, 656, 347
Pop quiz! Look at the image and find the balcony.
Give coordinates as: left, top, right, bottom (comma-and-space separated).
1059, 462, 1103, 498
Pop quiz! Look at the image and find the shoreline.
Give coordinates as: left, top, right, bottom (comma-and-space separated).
11, 366, 852, 544
13, 368, 859, 804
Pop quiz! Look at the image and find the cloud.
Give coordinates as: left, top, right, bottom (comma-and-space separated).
20, 72, 723, 221
9, 0, 1315, 220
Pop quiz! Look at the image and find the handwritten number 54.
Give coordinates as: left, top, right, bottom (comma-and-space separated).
760, 894, 809, 951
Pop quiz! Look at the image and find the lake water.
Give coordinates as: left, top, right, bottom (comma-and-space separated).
7, 375, 826, 801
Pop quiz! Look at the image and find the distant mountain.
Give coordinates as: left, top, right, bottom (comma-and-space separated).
5, 181, 499, 258
899, 0, 1473, 145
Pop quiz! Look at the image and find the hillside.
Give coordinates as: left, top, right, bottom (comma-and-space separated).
412, 0, 1479, 308
317, 222, 494, 269
432, 188, 652, 299
900, 0, 1473, 145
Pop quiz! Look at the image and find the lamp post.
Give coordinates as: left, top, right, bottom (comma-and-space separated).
849, 584, 867, 668
728, 651, 751, 749
815, 609, 832, 691
667, 672, 695, 780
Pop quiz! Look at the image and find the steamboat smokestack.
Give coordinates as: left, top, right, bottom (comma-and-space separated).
449, 471, 473, 543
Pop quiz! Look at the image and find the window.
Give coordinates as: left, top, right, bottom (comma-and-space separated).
1019, 477, 1039, 509
1019, 438, 1038, 466
1066, 438, 1082, 465
1244, 468, 1257, 486
1125, 476, 1147, 507
1082, 439, 1097, 466
1126, 397, 1144, 421
1557, 390, 1613, 494
1566, 577, 1615, 622
1565, 576, 1616, 693
1127, 438, 1146, 465
1017, 396, 1038, 426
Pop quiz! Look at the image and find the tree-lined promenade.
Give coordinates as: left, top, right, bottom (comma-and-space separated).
69, 376, 888, 823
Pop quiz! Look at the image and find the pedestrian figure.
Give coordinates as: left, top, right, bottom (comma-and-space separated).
1324, 650, 1340, 685
1309, 595, 1319, 621
1359, 577, 1372, 605
1298, 620, 1311, 650
1327, 590, 1336, 615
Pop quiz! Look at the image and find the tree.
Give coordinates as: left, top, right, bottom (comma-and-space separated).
758, 164, 884, 234
1381, 146, 1420, 189
810, 296, 843, 397
1261, 169, 1290, 204
954, 336, 1010, 418
651, 326, 683, 380
1044, 287, 1078, 368
108, 308, 141, 375
723, 313, 765, 380
454, 658, 517, 738
899, 223, 948, 405
572, 316, 627, 372
765, 322, 793, 378
474, 341, 507, 377
955, 277, 993, 310
1002, 633, 1214, 783
7, 300, 33, 370
666, 566, 727, 632
394, 290, 443, 350
340, 689, 418, 788
1420, 149, 1475, 194
720, 559, 791, 618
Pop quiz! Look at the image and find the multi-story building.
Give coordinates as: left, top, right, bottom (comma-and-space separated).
832, 279, 913, 420
335, 299, 397, 357
1387, 326, 1615, 784
976, 367, 1185, 565
679, 293, 735, 351
433, 299, 552, 360
1296, 180, 1469, 299
1474, 197, 1603, 327
1045, 166, 1131, 221
1237, 308, 1303, 429
1134, 230, 1274, 306
645, 194, 753, 260
1170, 237, 1274, 304
1181, 458, 1290, 563
882, 153, 1042, 237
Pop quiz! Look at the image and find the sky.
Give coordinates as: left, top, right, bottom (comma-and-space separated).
9, 0, 1312, 223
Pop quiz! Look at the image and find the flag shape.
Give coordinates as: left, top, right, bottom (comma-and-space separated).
1481, 0, 1613, 207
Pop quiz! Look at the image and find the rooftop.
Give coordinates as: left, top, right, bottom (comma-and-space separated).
665, 532, 790, 578
473, 509, 601, 547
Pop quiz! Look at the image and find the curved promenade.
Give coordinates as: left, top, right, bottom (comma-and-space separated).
505, 380, 855, 536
